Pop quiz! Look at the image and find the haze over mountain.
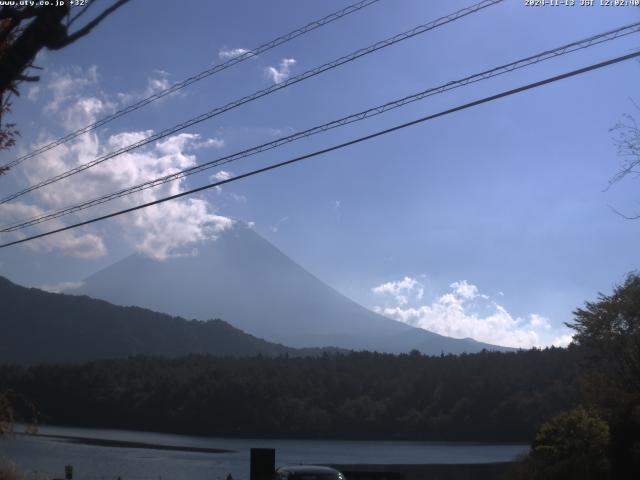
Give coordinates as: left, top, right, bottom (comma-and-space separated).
0, 276, 339, 365
75, 224, 509, 354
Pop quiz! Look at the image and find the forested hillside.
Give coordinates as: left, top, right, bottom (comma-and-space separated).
0, 348, 578, 441
0, 276, 338, 363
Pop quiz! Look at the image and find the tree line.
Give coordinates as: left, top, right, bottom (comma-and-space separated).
0, 347, 578, 442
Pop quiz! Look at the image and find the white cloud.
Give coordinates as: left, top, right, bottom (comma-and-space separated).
129, 199, 233, 260
143, 76, 171, 97
266, 58, 296, 84
6, 66, 233, 260
372, 276, 423, 306
373, 277, 572, 349
40, 66, 114, 133
529, 313, 552, 330
193, 137, 224, 150
115, 70, 178, 106
0, 202, 106, 259
218, 47, 251, 60
212, 170, 233, 181
271, 216, 289, 233
551, 334, 573, 347
210, 170, 234, 193
34, 230, 106, 259
40, 281, 84, 293
450, 280, 478, 300
44, 65, 100, 114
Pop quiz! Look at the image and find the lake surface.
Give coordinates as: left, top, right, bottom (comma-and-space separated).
1, 425, 528, 480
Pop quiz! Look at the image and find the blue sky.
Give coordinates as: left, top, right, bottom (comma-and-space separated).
0, 0, 638, 348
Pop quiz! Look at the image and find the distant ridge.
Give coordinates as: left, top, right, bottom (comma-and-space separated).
75, 224, 512, 355
0, 275, 341, 365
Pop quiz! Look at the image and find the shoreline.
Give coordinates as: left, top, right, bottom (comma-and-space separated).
16, 421, 531, 445
18, 432, 235, 454
10, 432, 519, 479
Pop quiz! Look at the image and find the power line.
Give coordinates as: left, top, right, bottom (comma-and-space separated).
0, 0, 504, 205
2, 21, 638, 233
2, 49, 638, 250
0, 0, 382, 170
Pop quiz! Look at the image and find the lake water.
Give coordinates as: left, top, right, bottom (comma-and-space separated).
0, 425, 528, 480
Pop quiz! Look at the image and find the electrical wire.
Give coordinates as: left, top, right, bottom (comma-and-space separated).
0, 0, 382, 170
2, 21, 638, 232
2, 49, 637, 250
0, 0, 504, 205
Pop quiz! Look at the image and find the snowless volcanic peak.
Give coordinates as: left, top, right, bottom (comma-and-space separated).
76, 223, 510, 354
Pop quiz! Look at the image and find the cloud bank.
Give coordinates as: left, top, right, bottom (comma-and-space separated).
372, 277, 573, 349
4, 65, 231, 260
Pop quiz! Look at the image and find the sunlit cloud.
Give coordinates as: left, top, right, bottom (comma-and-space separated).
0, 202, 107, 259
266, 58, 296, 84
4, 65, 234, 260
218, 47, 251, 60
115, 70, 176, 106
372, 277, 573, 349
372, 276, 423, 306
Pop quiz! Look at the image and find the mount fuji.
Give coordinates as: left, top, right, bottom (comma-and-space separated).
75, 224, 509, 354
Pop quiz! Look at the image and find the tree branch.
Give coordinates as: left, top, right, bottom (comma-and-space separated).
67, 0, 100, 28
0, 6, 39, 21
607, 204, 640, 220
51, 0, 130, 49
0, 6, 69, 93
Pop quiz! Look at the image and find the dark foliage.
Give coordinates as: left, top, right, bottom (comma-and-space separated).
0, 1, 129, 170
0, 348, 578, 442
507, 273, 640, 479
0, 391, 13, 435
531, 408, 610, 479
0, 2, 130, 93
564, 273, 640, 479
568, 273, 640, 397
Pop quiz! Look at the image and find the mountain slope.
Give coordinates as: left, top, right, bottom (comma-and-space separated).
75, 224, 510, 354
0, 276, 337, 365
